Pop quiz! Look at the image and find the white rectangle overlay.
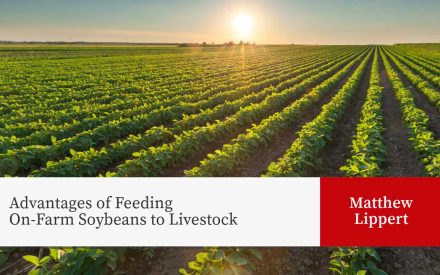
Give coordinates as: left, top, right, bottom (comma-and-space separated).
0, 178, 320, 247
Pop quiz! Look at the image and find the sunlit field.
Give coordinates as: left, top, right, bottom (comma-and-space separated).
0, 44, 438, 178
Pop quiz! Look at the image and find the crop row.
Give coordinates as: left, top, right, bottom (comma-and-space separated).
340, 47, 386, 176
1, 48, 367, 176
380, 48, 440, 176
0, 55, 309, 138
32, 49, 363, 177
0, 48, 284, 120
0, 46, 340, 109
383, 49, 440, 112
386, 47, 440, 90
265, 49, 371, 176
185, 49, 372, 176
112, 49, 370, 176
32, 87, 277, 176
0, 53, 332, 147
0, 48, 314, 125
387, 48, 440, 88
392, 45, 440, 70
391, 48, 440, 75
0, 47, 359, 144
1, 48, 357, 132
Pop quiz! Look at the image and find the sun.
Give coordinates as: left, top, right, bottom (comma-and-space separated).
233, 14, 254, 40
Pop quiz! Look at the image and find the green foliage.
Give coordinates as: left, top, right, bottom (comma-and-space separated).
179, 248, 263, 275
0, 45, 364, 177
116, 48, 368, 176
329, 248, 387, 275
0, 44, 437, 177
186, 48, 370, 176
380, 48, 440, 176
341, 47, 386, 176
23, 248, 123, 275
265, 48, 372, 176
386, 47, 440, 100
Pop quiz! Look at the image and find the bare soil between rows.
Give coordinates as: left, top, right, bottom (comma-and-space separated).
386, 51, 440, 139
120, 247, 333, 275
163, 53, 364, 176
318, 51, 372, 176
379, 53, 424, 176
234, 53, 365, 177
120, 247, 440, 275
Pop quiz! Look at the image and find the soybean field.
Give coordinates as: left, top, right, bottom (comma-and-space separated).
0, 44, 439, 177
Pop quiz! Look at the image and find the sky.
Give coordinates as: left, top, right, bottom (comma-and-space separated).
0, 0, 439, 44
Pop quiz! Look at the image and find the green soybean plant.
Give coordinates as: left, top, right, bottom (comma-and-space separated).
179, 248, 263, 275
23, 248, 122, 275
329, 247, 387, 275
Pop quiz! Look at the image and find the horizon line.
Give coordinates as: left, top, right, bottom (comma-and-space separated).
2, 40, 438, 46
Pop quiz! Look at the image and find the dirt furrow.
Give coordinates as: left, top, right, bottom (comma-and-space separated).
385, 50, 440, 139
379, 53, 423, 176
318, 52, 373, 176
164, 52, 368, 177
234, 53, 368, 177
388, 49, 440, 92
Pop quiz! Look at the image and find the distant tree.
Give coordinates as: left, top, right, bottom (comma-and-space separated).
202, 42, 207, 46
227, 41, 235, 46
239, 40, 244, 46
